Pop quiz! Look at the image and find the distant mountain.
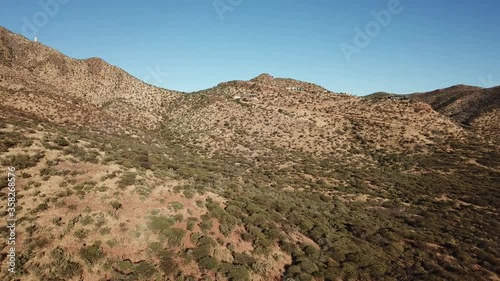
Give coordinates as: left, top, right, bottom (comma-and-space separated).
160, 71, 465, 158
410, 85, 500, 138
364, 92, 410, 100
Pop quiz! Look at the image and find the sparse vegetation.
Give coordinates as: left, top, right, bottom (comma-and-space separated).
79, 241, 105, 266
54, 136, 70, 147
2, 152, 44, 169
74, 229, 89, 240
110, 200, 122, 212
0, 27, 498, 281
117, 172, 137, 188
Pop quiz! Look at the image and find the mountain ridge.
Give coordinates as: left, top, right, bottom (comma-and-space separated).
410, 84, 500, 138
2, 25, 499, 142
0, 26, 181, 131
1, 25, 499, 281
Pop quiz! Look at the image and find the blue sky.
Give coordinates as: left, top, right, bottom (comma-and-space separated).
1, 0, 499, 95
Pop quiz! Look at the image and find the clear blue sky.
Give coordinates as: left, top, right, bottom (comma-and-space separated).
1, 0, 499, 95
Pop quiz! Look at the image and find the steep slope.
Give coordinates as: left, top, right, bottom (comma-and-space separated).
0, 26, 180, 130
410, 85, 500, 138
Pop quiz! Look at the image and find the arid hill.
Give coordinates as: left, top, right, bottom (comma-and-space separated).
0, 26, 499, 281
410, 85, 500, 139
162, 73, 465, 164
0, 26, 180, 131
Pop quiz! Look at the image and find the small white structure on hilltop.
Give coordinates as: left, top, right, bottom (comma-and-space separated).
286, 87, 304, 91
34, 34, 38, 42
234, 93, 258, 102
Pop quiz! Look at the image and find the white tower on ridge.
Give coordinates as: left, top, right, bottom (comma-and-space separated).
34, 34, 38, 42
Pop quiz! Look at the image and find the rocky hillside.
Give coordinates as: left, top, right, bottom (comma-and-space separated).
0, 27, 180, 130
411, 85, 500, 139
162, 73, 465, 166
0, 26, 499, 281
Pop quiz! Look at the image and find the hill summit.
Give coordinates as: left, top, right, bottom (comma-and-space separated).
251, 73, 275, 82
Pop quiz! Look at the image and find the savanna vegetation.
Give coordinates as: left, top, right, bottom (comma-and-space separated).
1, 113, 497, 281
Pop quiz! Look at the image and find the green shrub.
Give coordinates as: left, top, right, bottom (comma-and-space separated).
74, 229, 89, 240
173, 214, 184, 222
197, 236, 216, 247
198, 256, 219, 270
106, 239, 118, 248
159, 256, 178, 276
55, 136, 70, 147
298, 258, 319, 275
79, 241, 105, 266
148, 215, 175, 233
2, 153, 44, 169
110, 200, 122, 211
32, 202, 49, 213
233, 253, 255, 267
228, 265, 250, 281
80, 215, 94, 226
183, 189, 194, 198
192, 244, 212, 261
94, 215, 107, 228
0, 131, 28, 152
64, 145, 99, 163
0, 176, 7, 189
134, 261, 157, 278
117, 172, 137, 188
200, 218, 213, 232
52, 217, 62, 226
187, 217, 198, 231
167, 228, 186, 247
49, 247, 83, 278
116, 260, 133, 271
169, 201, 184, 212
100, 227, 111, 235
